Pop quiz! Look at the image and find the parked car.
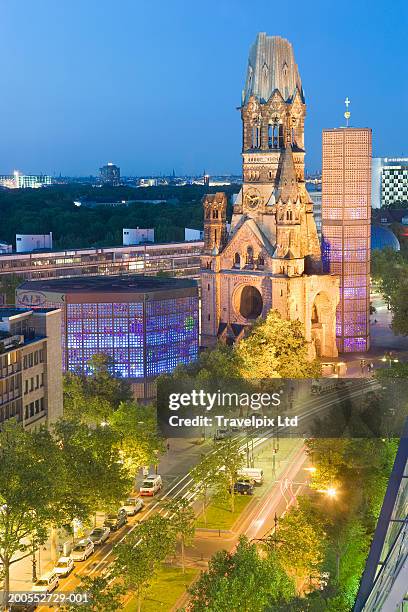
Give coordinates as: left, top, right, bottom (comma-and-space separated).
32, 572, 59, 593
139, 475, 162, 497
237, 467, 264, 485
53, 556, 74, 577
120, 497, 144, 516
89, 526, 111, 545
104, 509, 128, 531
234, 481, 254, 495
213, 428, 229, 441
70, 538, 94, 561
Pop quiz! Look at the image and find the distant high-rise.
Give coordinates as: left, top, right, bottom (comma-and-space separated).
372, 157, 408, 209
100, 162, 120, 186
0, 172, 52, 189
322, 127, 372, 353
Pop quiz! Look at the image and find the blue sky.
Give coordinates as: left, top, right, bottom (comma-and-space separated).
0, 0, 407, 176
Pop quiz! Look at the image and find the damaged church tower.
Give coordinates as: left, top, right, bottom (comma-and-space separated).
201, 33, 339, 358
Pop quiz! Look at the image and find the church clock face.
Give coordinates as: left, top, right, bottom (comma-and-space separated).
245, 188, 262, 210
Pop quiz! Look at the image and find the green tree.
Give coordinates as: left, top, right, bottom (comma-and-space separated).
190, 452, 220, 526
165, 498, 195, 573
62, 575, 125, 611
63, 371, 112, 426
108, 401, 163, 476
235, 310, 321, 379
188, 536, 294, 612
114, 542, 153, 612
0, 421, 66, 607
87, 353, 132, 408
269, 501, 325, 593
53, 419, 130, 522
212, 438, 245, 513
113, 514, 176, 612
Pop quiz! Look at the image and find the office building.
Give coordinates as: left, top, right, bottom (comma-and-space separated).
139, 178, 158, 187
0, 172, 52, 189
322, 127, 372, 353
307, 186, 322, 238
99, 162, 120, 186
16, 275, 199, 399
354, 418, 407, 611
372, 157, 408, 209
184, 228, 204, 241
0, 241, 203, 285
201, 33, 339, 358
16, 232, 53, 253
123, 228, 154, 245
0, 307, 63, 427
0, 242, 12, 254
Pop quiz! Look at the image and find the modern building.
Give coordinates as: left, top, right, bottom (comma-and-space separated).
0, 172, 52, 189
0, 242, 12, 254
123, 228, 155, 245
0, 241, 203, 284
372, 157, 408, 209
139, 178, 158, 187
184, 228, 204, 241
99, 162, 120, 186
354, 418, 408, 611
201, 33, 339, 358
16, 232, 53, 253
0, 307, 63, 427
16, 275, 199, 399
307, 186, 322, 238
371, 225, 400, 251
322, 127, 372, 353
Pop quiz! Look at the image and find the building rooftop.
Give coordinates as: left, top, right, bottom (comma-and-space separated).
18, 275, 198, 295
371, 225, 400, 251
242, 33, 303, 105
0, 308, 33, 319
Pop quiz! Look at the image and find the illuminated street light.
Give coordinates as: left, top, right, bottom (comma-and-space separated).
304, 466, 317, 473
317, 487, 338, 498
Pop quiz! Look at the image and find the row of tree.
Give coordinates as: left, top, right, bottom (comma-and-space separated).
0, 184, 239, 248
371, 247, 408, 335
184, 436, 397, 612
0, 355, 162, 608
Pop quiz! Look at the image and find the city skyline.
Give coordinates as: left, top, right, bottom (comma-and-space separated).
1, 0, 407, 176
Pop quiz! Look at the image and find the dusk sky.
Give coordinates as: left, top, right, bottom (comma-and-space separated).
1, 0, 407, 176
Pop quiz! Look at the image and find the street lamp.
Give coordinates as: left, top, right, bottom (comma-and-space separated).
317, 487, 337, 498
304, 466, 317, 474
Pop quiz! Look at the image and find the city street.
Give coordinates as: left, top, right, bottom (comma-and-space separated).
21, 380, 383, 610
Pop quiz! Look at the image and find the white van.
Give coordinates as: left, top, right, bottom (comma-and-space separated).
32, 571, 59, 593
237, 467, 264, 485
140, 474, 163, 496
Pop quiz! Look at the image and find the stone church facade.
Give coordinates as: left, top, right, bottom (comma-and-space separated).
201, 33, 339, 359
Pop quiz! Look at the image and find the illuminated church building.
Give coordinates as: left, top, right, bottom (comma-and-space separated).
201, 33, 339, 359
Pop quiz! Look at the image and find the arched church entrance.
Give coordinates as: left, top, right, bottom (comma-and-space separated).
311, 292, 334, 358
237, 285, 263, 320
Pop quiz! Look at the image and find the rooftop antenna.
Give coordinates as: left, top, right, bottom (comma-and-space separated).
344, 97, 351, 127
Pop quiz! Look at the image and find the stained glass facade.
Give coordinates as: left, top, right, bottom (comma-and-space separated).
322, 128, 371, 353
16, 276, 199, 387
63, 296, 198, 378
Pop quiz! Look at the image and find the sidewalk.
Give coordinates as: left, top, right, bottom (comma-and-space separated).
9, 437, 211, 592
